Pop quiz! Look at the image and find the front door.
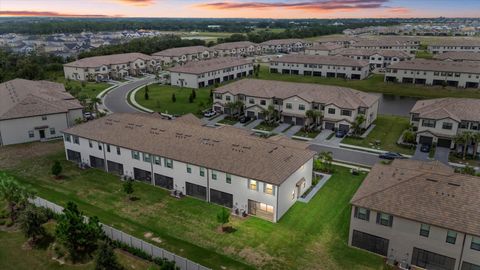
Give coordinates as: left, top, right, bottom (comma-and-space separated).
39, 129, 45, 139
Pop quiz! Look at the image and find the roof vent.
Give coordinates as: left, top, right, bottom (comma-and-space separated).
447, 182, 460, 187
426, 178, 438, 183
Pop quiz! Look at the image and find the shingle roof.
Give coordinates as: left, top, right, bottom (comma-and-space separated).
0, 79, 82, 120
215, 79, 378, 109
211, 41, 258, 50
388, 59, 480, 74
333, 48, 411, 58
64, 53, 153, 68
434, 51, 480, 62
273, 54, 369, 67
307, 43, 344, 51
168, 57, 252, 75
410, 98, 480, 122
351, 159, 480, 237
352, 39, 418, 47
152, 46, 213, 57
260, 39, 307, 46
429, 39, 480, 47
63, 113, 315, 185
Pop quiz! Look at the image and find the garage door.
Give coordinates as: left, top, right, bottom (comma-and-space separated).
324, 122, 335, 131
351, 230, 389, 256
210, 189, 233, 208
419, 136, 433, 145
437, 138, 452, 148
89, 155, 105, 170
295, 118, 304, 126
247, 111, 256, 118
154, 173, 173, 190
339, 124, 350, 132
186, 182, 206, 200
283, 116, 293, 124
257, 113, 264, 120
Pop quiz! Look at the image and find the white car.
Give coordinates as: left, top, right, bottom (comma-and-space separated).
203, 110, 216, 118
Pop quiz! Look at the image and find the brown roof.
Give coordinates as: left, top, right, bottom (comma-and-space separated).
352, 39, 419, 47
168, 57, 252, 75
212, 41, 258, 50
63, 113, 315, 185
307, 43, 344, 51
315, 36, 360, 43
333, 48, 411, 58
152, 46, 213, 57
273, 54, 369, 67
434, 51, 480, 62
351, 159, 480, 236
410, 98, 480, 122
260, 39, 308, 46
215, 79, 378, 109
388, 59, 480, 74
65, 53, 154, 68
0, 79, 82, 120
429, 39, 480, 47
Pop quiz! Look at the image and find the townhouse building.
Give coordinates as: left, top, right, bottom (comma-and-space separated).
270, 54, 370, 80
62, 113, 315, 222
0, 79, 82, 146
169, 57, 253, 89
260, 39, 312, 54
304, 43, 344, 56
385, 59, 480, 88
332, 48, 413, 70
350, 159, 480, 270
314, 36, 359, 47
351, 38, 420, 55
64, 53, 158, 81
213, 79, 379, 130
409, 98, 480, 149
428, 40, 480, 54
211, 41, 260, 57
151, 46, 215, 65
434, 51, 480, 62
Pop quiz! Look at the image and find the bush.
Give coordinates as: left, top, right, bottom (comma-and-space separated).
5, 219, 14, 227
51, 161, 63, 177
95, 242, 123, 270
403, 130, 416, 144
0, 219, 6, 225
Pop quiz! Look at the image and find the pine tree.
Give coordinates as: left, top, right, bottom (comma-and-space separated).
95, 243, 123, 270
51, 160, 62, 178
171, 93, 176, 103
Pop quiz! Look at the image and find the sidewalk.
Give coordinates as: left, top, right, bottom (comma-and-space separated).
297, 172, 331, 203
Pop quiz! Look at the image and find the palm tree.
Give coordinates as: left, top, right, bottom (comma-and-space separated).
318, 151, 333, 173
305, 110, 315, 128
351, 115, 366, 136
90, 97, 102, 115
262, 105, 278, 125
225, 102, 236, 118
471, 132, 480, 160
233, 100, 244, 118
455, 131, 474, 160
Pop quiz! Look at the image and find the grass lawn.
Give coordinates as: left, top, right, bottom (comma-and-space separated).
1, 142, 386, 270
415, 50, 434, 59
257, 66, 480, 99
253, 121, 278, 132
294, 129, 321, 138
217, 117, 238, 125
135, 84, 212, 116
342, 115, 415, 155
47, 71, 111, 99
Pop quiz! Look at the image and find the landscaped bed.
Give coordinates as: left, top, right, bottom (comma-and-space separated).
294, 129, 321, 139
341, 115, 415, 155
0, 142, 385, 270
217, 117, 238, 125
253, 121, 278, 132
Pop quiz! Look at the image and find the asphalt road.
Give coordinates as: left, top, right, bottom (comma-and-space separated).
308, 144, 382, 167
103, 77, 156, 113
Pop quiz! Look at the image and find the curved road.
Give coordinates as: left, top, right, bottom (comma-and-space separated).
103, 77, 155, 113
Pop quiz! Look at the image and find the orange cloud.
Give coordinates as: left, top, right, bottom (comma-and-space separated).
388, 7, 410, 14
0, 10, 119, 18
115, 0, 155, 6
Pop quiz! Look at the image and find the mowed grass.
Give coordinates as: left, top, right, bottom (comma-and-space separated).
47, 71, 111, 99
135, 84, 212, 115
342, 115, 415, 155
257, 66, 480, 99
1, 142, 386, 270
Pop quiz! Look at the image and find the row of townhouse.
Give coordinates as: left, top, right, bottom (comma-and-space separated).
168, 57, 253, 89
349, 159, 480, 270
434, 51, 480, 62
427, 39, 480, 54
212, 79, 379, 130
304, 42, 344, 56
211, 39, 313, 57
64, 53, 159, 81
270, 54, 370, 80
331, 48, 413, 70
385, 59, 480, 88
351, 38, 420, 55
151, 46, 214, 65
409, 98, 480, 150
0, 79, 82, 146
62, 113, 315, 223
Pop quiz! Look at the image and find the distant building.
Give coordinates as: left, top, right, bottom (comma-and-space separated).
428, 39, 480, 54
332, 48, 412, 70
152, 46, 215, 65
260, 39, 312, 54
351, 37, 420, 54
211, 41, 260, 57
304, 43, 344, 56
434, 51, 480, 62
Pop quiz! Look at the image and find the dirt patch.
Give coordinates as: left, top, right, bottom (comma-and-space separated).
144, 232, 153, 238
0, 141, 63, 169
238, 247, 274, 268
151, 237, 162, 244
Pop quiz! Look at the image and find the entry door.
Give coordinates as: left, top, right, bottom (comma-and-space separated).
39, 130, 46, 139
248, 200, 256, 215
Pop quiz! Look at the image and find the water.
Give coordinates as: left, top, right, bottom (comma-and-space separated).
375, 94, 419, 116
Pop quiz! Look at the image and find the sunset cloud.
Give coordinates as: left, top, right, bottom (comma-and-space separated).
195, 0, 390, 11
388, 7, 410, 14
115, 0, 155, 6
0, 10, 117, 18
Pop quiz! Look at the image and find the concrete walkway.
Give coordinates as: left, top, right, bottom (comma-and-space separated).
283, 125, 302, 138
202, 114, 226, 126
297, 172, 332, 203
272, 123, 290, 134
434, 147, 450, 165
311, 130, 333, 144
244, 119, 263, 130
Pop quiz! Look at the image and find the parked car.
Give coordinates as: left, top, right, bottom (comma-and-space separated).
203, 110, 216, 118
239, 116, 251, 123
420, 144, 431, 153
335, 130, 346, 138
379, 152, 406, 160
83, 112, 94, 120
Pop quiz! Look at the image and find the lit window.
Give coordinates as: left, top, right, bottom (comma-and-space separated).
446, 230, 457, 244
420, 224, 430, 237
259, 203, 274, 213
249, 180, 258, 190
264, 184, 274, 195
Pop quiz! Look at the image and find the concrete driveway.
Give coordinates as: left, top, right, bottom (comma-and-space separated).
284, 125, 302, 138
434, 147, 450, 165
412, 145, 429, 161
244, 119, 263, 130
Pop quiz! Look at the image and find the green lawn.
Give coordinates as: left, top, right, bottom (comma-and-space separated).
1, 142, 386, 270
217, 117, 238, 125
47, 71, 111, 99
253, 121, 278, 132
415, 50, 434, 59
135, 84, 212, 116
342, 115, 415, 155
258, 66, 480, 99
294, 129, 321, 139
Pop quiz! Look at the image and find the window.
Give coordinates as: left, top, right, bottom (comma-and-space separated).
471, 237, 480, 251
358, 108, 366, 115
143, 153, 151, 163
422, 119, 436, 128
28, 130, 34, 138
116, 147, 121, 155
248, 180, 258, 190
376, 212, 393, 227
226, 96, 231, 101
264, 183, 274, 195
49, 128, 55, 135
106, 144, 111, 153
298, 104, 305, 111
73, 136, 79, 145
442, 122, 453, 130
153, 155, 161, 165
88, 140, 93, 148
328, 108, 336, 114
226, 174, 231, 184
420, 224, 430, 237
354, 207, 370, 221
212, 171, 217, 180
460, 121, 469, 129
164, 158, 173, 168
214, 93, 222, 99
186, 164, 192, 173
446, 230, 457, 244
260, 100, 266, 105
64, 134, 71, 142
41, 115, 47, 120
200, 167, 205, 177
98, 143, 102, 151
341, 110, 352, 116
286, 103, 292, 109
249, 98, 254, 104
471, 122, 479, 130
131, 151, 140, 160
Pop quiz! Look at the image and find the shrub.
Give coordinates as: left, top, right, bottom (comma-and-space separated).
5, 219, 14, 227
51, 161, 63, 178
0, 219, 6, 225
403, 130, 416, 144
171, 93, 176, 103
95, 242, 123, 270
216, 208, 230, 231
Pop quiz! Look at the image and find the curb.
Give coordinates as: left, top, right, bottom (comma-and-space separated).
128, 83, 155, 113
338, 143, 413, 158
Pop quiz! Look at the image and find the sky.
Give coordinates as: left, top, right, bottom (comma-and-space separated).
0, 0, 479, 19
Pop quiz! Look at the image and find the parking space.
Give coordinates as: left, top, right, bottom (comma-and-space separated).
202, 114, 226, 126
434, 147, 450, 165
